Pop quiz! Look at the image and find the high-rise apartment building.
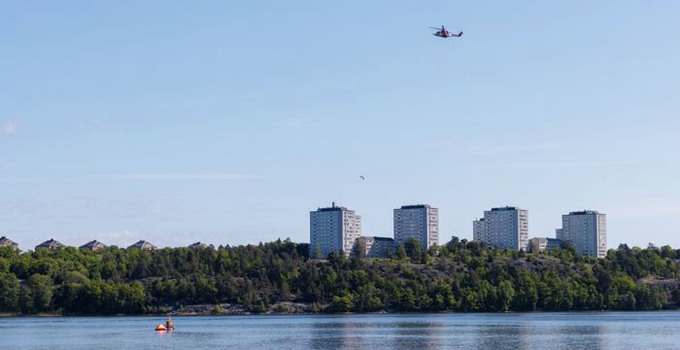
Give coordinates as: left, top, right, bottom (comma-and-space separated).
393, 204, 439, 250
310, 202, 362, 258
472, 206, 529, 250
558, 210, 607, 258
473, 218, 485, 241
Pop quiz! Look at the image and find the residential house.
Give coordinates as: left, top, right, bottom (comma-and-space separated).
0, 236, 19, 250
128, 240, 157, 251
79, 240, 107, 251
35, 238, 65, 251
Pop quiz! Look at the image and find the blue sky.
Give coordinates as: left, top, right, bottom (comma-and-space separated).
2, 1, 679, 250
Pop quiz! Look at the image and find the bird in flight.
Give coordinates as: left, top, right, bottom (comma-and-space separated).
360, 176, 365, 180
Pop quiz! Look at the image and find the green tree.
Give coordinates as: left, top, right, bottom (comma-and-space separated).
512, 270, 538, 311
19, 285, 35, 314
26, 274, 54, 313
497, 280, 516, 312
394, 243, 407, 261
0, 272, 20, 312
330, 293, 354, 312
404, 238, 423, 264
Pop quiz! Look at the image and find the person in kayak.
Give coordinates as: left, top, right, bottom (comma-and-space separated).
165, 317, 175, 330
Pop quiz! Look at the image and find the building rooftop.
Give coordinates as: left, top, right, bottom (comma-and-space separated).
568, 210, 600, 215
491, 206, 520, 211
317, 206, 347, 212
189, 242, 212, 248
0, 236, 19, 249
399, 204, 431, 209
128, 240, 157, 250
316, 201, 348, 212
79, 240, 107, 250
36, 238, 65, 250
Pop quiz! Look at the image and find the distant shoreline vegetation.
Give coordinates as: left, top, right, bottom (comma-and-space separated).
0, 238, 678, 316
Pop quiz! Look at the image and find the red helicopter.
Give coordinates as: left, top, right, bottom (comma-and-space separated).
431, 25, 463, 38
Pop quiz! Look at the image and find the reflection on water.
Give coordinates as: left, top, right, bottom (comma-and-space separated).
0, 312, 678, 350
308, 319, 451, 350
553, 325, 609, 350
467, 323, 606, 350
473, 324, 527, 350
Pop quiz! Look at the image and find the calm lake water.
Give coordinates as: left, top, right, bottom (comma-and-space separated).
1, 312, 678, 350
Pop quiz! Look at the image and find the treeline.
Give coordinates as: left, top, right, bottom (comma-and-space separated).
0, 238, 678, 315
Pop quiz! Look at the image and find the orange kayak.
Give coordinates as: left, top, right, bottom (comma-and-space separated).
155, 325, 167, 331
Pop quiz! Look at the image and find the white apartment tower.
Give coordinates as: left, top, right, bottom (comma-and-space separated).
310, 202, 362, 258
473, 206, 529, 251
393, 204, 439, 250
558, 210, 607, 258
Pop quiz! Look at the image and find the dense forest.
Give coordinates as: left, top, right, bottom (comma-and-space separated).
0, 238, 678, 315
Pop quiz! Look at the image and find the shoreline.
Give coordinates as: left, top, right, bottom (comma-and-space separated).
2, 308, 679, 318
